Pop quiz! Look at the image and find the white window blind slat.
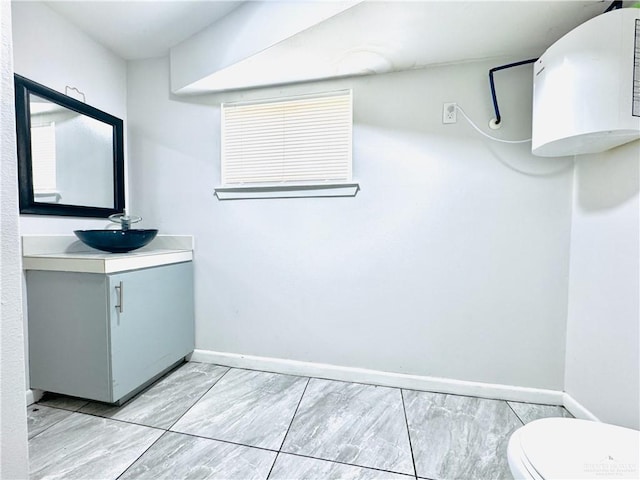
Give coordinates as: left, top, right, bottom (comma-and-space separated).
225, 165, 350, 173
225, 121, 350, 133
221, 90, 352, 186
224, 146, 351, 157
224, 132, 351, 144
224, 96, 349, 114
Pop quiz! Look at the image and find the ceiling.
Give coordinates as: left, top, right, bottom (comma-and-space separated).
41, 0, 617, 91
46, 1, 243, 60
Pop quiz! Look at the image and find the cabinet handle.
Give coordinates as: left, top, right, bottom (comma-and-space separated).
115, 281, 124, 313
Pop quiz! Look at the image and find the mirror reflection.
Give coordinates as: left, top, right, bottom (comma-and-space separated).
29, 94, 114, 208
14, 74, 124, 218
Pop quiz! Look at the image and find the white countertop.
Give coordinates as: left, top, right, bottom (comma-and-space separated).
22, 235, 193, 274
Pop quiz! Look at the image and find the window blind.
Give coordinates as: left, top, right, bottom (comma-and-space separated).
221, 90, 352, 186
30, 123, 57, 193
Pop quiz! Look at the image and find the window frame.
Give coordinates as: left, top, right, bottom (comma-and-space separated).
215, 89, 359, 200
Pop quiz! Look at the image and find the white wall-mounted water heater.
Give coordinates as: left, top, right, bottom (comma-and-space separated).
532, 8, 640, 157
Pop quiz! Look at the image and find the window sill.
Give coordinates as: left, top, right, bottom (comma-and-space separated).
34, 191, 61, 203
214, 183, 359, 200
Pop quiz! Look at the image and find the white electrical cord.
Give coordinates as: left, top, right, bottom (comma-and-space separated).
455, 105, 532, 144
452, 104, 574, 176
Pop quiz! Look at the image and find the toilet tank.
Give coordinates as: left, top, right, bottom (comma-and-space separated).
531, 8, 640, 157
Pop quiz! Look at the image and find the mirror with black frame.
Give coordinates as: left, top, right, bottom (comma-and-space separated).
14, 74, 125, 217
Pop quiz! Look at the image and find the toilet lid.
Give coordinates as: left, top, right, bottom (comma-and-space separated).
519, 418, 639, 479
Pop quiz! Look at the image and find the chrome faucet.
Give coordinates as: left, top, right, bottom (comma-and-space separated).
108, 209, 142, 231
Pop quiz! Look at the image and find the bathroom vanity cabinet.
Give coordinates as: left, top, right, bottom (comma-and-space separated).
24, 240, 194, 404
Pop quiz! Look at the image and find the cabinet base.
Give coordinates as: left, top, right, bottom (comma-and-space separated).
111, 357, 189, 405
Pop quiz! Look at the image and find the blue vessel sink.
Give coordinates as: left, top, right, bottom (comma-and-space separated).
74, 229, 158, 253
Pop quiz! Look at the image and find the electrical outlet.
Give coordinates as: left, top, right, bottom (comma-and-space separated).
442, 102, 457, 124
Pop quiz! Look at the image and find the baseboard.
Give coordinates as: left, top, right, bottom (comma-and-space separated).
189, 349, 565, 405
562, 392, 600, 422
24, 348, 601, 419
26, 388, 43, 406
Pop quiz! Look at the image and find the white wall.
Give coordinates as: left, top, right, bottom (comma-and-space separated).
128, 55, 573, 390
0, 1, 29, 477
11, 1, 128, 234
565, 141, 640, 429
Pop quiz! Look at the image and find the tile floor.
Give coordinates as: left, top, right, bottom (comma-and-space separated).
28, 361, 573, 480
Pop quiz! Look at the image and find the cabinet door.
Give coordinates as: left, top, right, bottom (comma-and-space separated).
27, 270, 111, 401
108, 262, 194, 401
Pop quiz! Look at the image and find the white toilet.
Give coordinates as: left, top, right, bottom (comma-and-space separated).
508, 418, 639, 479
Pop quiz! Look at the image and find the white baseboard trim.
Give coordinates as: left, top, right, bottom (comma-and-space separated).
562, 392, 600, 422
190, 349, 565, 405
23, 349, 601, 420
26, 388, 43, 406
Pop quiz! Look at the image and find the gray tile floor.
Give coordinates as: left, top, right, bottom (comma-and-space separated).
28, 361, 572, 480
